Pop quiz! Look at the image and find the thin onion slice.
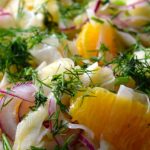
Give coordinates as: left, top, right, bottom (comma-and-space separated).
47, 96, 57, 130
60, 26, 76, 32
12, 82, 37, 102
94, 0, 102, 13
0, 82, 36, 103
0, 8, 15, 28
68, 123, 94, 139
60, 0, 102, 32
121, 0, 149, 10
79, 134, 95, 150
0, 96, 22, 141
0, 82, 37, 141
48, 96, 56, 116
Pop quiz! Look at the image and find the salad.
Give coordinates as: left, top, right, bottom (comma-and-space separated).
0, 0, 150, 150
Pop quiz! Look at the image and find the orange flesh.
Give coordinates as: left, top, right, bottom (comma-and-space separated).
70, 87, 150, 150
76, 22, 101, 58
76, 22, 117, 59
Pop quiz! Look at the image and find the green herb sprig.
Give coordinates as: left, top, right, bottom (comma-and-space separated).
57, 0, 90, 21
108, 44, 150, 95
31, 92, 48, 111
49, 111, 67, 136
2, 134, 12, 150
50, 67, 90, 111
0, 27, 51, 82
30, 146, 46, 150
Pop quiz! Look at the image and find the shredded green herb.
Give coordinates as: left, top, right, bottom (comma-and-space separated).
71, 55, 90, 68
54, 134, 74, 150
2, 134, 12, 150
114, 76, 130, 85
30, 146, 46, 150
102, 0, 110, 4
7, 67, 37, 83
57, 0, 90, 21
108, 44, 150, 95
49, 110, 67, 136
31, 92, 48, 111
91, 17, 104, 24
0, 27, 52, 82
50, 67, 90, 111
141, 22, 150, 33
1, 97, 13, 110
90, 43, 109, 63
36, 2, 58, 31
17, 0, 25, 19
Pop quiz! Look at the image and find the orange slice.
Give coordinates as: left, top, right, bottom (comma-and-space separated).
76, 21, 117, 59
70, 87, 116, 141
69, 86, 150, 150
76, 22, 101, 58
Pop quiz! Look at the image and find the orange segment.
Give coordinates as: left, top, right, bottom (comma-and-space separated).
76, 21, 117, 59
69, 86, 150, 150
70, 87, 116, 141
103, 94, 147, 149
100, 23, 117, 55
76, 22, 101, 58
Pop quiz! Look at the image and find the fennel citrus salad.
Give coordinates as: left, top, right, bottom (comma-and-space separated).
0, 0, 150, 150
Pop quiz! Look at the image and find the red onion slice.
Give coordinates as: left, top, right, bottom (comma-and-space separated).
68, 123, 94, 139
0, 82, 37, 103
0, 8, 16, 28
94, 0, 102, 13
47, 96, 56, 130
0, 96, 22, 141
120, 0, 149, 10
48, 96, 56, 116
12, 82, 37, 102
79, 134, 95, 150
0, 82, 37, 140
43, 96, 56, 130
0, 89, 32, 103
60, 0, 101, 32
0, 12, 11, 16
60, 26, 76, 32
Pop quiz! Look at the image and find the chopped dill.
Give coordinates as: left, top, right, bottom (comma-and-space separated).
57, 0, 90, 21
49, 110, 67, 136
31, 92, 47, 111
2, 134, 12, 150
1, 97, 13, 110
0, 27, 51, 82
114, 76, 130, 85
46, 111, 74, 149
99, 43, 109, 52
37, 2, 58, 32
141, 22, 150, 33
17, 0, 25, 19
0, 35, 31, 73
91, 17, 104, 24
54, 134, 75, 150
90, 43, 109, 63
102, 0, 110, 4
110, 0, 125, 5
30, 146, 46, 150
108, 20, 137, 35
50, 67, 90, 111
71, 55, 90, 68
7, 67, 37, 83
107, 44, 150, 95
